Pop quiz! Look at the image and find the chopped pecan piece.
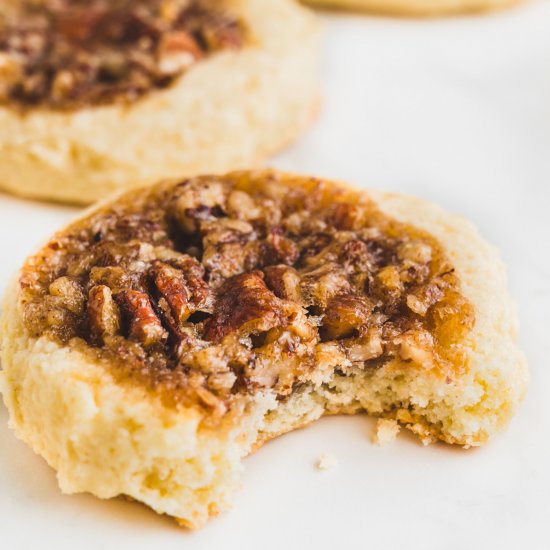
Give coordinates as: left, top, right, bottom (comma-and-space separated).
199, 15, 244, 50
187, 372, 227, 415
338, 239, 371, 272
299, 233, 333, 264
397, 329, 436, 369
157, 31, 203, 75
115, 290, 168, 347
322, 293, 373, 340
406, 283, 444, 316
201, 218, 255, 248
205, 271, 283, 343
89, 266, 134, 293
372, 265, 406, 311
22, 298, 79, 341
151, 261, 192, 323
50, 70, 78, 103
202, 241, 264, 288
344, 328, 384, 362
48, 276, 85, 315
170, 179, 227, 233
226, 189, 261, 220
266, 227, 299, 265
328, 202, 364, 230
179, 258, 212, 312
207, 371, 237, 392
300, 263, 351, 308
153, 250, 212, 311
375, 266, 403, 292
87, 285, 120, 343
283, 210, 327, 236
397, 241, 433, 265
264, 265, 301, 302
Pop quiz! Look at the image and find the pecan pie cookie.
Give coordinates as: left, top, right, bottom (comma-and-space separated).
0, 170, 527, 528
0, 0, 319, 203
303, 0, 521, 16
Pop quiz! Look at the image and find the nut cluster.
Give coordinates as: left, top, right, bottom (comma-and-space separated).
20, 172, 474, 415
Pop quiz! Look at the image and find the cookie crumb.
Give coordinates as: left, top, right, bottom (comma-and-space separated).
373, 419, 400, 446
316, 453, 338, 471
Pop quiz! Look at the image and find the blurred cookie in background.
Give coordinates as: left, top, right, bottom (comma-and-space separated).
303, 0, 522, 16
0, 0, 320, 204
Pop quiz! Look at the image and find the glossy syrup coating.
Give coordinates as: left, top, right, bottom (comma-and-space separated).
19, 172, 474, 417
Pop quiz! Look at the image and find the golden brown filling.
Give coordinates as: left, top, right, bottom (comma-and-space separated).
20, 172, 474, 416
0, 0, 245, 110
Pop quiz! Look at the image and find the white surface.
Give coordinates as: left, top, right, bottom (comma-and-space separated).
1, 2, 550, 548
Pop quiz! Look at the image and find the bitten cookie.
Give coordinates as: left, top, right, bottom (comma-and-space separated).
0, 170, 527, 528
0, 1, 320, 203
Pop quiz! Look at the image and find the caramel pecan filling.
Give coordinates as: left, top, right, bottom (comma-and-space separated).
20, 172, 474, 415
0, 0, 245, 110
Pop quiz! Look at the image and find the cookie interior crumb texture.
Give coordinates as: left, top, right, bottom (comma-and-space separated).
0, 170, 528, 528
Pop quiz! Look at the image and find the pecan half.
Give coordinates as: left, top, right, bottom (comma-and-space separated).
115, 290, 167, 347
150, 261, 192, 323
156, 252, 212, 311
205, 271, 283, 342
179, 257, 212, 312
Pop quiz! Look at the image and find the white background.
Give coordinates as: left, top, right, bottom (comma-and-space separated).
1, 2, 550, 548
